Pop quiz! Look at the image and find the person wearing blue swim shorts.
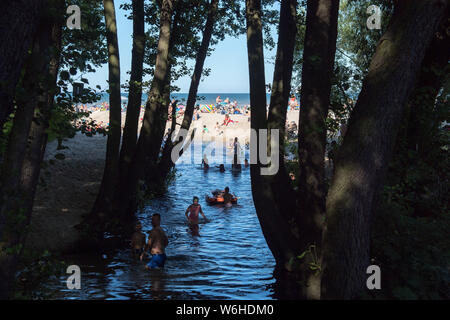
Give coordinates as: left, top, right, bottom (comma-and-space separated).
140, 214, 169, 269
148, 253, 167, 268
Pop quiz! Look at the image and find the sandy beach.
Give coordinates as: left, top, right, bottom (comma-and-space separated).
88, 109, 300, 143
26, 110, 300, 253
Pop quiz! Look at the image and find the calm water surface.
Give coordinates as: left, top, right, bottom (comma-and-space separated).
41, 144, 279, 300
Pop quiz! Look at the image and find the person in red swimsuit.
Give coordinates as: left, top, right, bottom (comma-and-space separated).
222, 114, 235, 126
185, 196, 208, 224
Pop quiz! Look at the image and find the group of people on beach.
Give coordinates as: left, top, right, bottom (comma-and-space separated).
76, 93, 300, 118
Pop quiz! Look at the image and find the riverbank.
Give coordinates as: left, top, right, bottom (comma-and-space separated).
25, 134, 106, 253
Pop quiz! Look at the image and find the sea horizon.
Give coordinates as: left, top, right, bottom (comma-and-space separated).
94, 92, 291, 107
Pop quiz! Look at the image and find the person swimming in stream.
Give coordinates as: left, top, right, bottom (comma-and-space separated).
140, 214, 168, 269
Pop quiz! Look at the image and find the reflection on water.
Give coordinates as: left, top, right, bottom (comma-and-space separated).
41, 143, 280, 300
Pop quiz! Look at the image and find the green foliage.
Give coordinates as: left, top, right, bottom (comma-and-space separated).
61, 0, 107, 72
328, 0, 393, 137
46, 0, 108, 145
285, 138, 299, 185
14, 250, 66, 300
370, 89, 450, 299
124, 0, 277, 93
46, 102, 78, 144
297, 244, 321, 276
0, 115, 14, 156
371, 198, 450, 299
136, 0, 214, 86
338, 0, 393, 75
292, 0, 394, 140
136, 179, 157, 212
291, 2, 306, 93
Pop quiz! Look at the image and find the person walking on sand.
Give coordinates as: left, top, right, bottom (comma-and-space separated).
140, 214, 168, 269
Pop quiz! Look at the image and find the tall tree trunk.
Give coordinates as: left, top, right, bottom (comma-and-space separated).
157, 99, 178, 181
117, 0, 175, 217
144, 60, 173, 186
246, 0, 302, 273
295, 0, 339, 299
0, 3, 62, 299
119, 0, 145, 178
166, 0, 219, 168
321, 0, 448, 299
297, 0, 339, 246
90, 0, 122, 223
141, 1, 182, 189
0, 0, 45, 136
20, 8, 64, 238
267, 0, 298, 231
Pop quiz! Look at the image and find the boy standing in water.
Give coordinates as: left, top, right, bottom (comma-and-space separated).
140, 214, 169, 269
131, 222, 146, 257
185, 197, 209, 235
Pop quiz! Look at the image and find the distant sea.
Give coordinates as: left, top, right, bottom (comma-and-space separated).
97, 92, 276, 107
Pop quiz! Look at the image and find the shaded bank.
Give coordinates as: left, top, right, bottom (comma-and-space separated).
26, 134, 106, 253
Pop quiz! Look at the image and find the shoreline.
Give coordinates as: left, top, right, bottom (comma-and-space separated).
88, 109, 300, 143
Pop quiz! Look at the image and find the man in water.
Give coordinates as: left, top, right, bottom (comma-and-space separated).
131, 222, 146, 258
232, 137, 242, 171
223, 187, 233, 207
202, 154, 210, 169
140, 214, 168, 269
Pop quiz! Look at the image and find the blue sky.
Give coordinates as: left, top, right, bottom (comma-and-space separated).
85, 0, 278, 93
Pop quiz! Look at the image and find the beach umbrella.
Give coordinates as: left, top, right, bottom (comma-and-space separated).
200, 105, 212, 113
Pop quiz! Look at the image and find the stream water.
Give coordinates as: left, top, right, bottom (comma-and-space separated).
39, 143, 283, 300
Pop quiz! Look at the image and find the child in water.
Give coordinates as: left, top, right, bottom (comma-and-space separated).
185, 197, 209, 226
130, 222, 146, 258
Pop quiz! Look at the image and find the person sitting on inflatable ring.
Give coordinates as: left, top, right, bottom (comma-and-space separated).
223, 187, 233, 207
